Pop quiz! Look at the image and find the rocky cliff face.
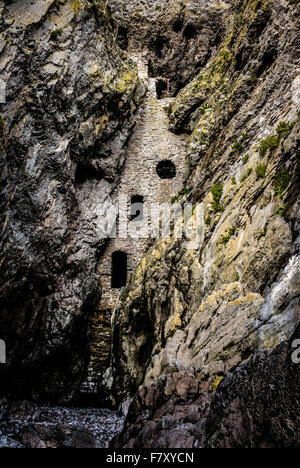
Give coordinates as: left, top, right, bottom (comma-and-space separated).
0, 0, 144, 401
109, 0, 228, 98
112, 325, 300, 448
0, 0, 299, 448
110, 0, 300, 413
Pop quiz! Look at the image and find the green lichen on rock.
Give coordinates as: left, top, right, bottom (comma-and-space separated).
232, 138, 244, 154
211, 184, 224, 213
276, 121, 294, 139
273, 172, 291, 198
220, 226, 236, 245
257, 226, 267, 240
256, 164, 267, 178
274, 204, 288, 218
211, 375, 224, 391
205, 216, 212, 226
240, 168, 252, 182
171, 187, 191, 204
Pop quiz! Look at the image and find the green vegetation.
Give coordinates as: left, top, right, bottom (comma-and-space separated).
155, 5, 161, 10
232, 133, 250, 154
171, 187, 191, 204
178, 187, 191, 197
259, 135, 280, 157
240, 132, 250, 142
211, 184, 224, 213
273, 172, 291, 198
232, 138, 243, 153
259, 120, 295, 157
242, 154, 249, 164
231, 177, 237, 185
274, 204, 288, 217
220, 83, 228, 92
257, 226, 267, 240
276, 121, 294, 138
250, 69, 259, 82
205, 216, 212, 226
234, 273, 240, 282
240, 168, 252, 182
256, 163, 267, 178
220, 226, 236, 244
199, 103, 211, 115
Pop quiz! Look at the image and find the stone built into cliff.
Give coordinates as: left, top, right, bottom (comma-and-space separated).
80, 54, 187, 396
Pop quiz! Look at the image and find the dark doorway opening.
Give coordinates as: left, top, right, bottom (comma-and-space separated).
130, 195, 144, 221
111, 251, 127, 289
150, 35, 169, 59
117, 25, 129, 50
256, 48, 277, 77
156, 160, 176, 179
75, 162, 103, 185
172, 18, 184, 33
156, 79, 169, 99
183, 24, 197, 40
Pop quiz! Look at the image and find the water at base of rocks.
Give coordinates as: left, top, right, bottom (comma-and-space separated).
0, 403, 124, 448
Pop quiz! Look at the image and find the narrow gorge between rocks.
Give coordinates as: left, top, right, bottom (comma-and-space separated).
0, 0, 299, 450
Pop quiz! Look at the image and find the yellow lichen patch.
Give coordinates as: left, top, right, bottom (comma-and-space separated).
193, 283, 243, 320
171, 312, 182, 329
95, 115, 108, 133
165, 312, 182, 340
211, 375, 224, 391
72, 0, 83, 14
141, 257, 147, 271
259, 334, 280, 350
114, 67, 138, 95
153, 249, 161, 260
229, 292, 264, 308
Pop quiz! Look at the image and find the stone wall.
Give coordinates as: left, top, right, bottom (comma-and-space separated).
80, 53, 187, 395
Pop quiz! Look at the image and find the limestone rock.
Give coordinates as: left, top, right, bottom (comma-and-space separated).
111, 0, 300, 404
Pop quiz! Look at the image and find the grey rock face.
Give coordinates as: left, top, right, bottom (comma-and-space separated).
109, 0, 229, 97
112, 326, 300, 448
111, 0, 300, 405
0, 0, 144, 400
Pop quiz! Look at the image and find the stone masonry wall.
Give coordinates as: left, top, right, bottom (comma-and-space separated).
80, 53, 188, 396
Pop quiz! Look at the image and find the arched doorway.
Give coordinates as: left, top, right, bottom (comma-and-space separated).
130, 195, 144, 221
111, 251, 128, 288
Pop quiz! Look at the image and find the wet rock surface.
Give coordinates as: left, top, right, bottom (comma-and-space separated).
0, 400, 124, 448
0, 0, 299, 450
112, 326, 300, 448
